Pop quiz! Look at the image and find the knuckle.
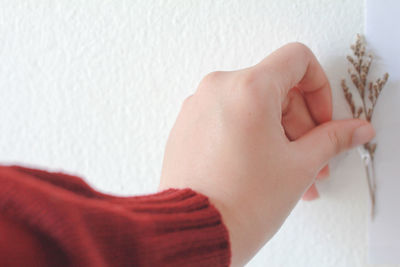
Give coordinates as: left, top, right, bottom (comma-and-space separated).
233, 71, 267, 109
327, 130, 343, 155
235, 70, 259, 91
197, 70, 273, 129
198, 71, 225, 91
182, 94, 193, 107
284, 42, 313, 65
286, 42, 312, 55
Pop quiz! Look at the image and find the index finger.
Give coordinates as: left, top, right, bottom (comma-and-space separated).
252, 42, 332, 124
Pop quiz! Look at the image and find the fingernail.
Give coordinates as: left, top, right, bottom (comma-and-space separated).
316, 165, 329, 180
351, 124, 375, 147
302, 184, 319, 201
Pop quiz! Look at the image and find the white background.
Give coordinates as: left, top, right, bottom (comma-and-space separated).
0, 1, 393, 266
366, 0, 400, 264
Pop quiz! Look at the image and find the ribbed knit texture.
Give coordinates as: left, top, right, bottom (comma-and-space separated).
0, 165, 231, 266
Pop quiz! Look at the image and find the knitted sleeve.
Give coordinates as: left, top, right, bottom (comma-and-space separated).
0, 165, 231, 267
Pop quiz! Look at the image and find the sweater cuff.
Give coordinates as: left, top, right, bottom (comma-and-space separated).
123, 188, 232, 266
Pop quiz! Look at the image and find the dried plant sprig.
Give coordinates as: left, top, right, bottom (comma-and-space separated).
342, 34, 389, 158
341, 34, 389, 217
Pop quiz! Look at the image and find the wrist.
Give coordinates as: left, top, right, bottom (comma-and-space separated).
206, 193, 259, 267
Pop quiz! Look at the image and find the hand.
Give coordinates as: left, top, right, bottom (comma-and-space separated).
159, 43, 375, 266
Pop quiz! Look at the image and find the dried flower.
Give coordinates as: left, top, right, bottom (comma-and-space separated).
341, 34, 389, 217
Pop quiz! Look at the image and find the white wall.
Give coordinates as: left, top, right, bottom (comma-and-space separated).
1, 1, 394, 266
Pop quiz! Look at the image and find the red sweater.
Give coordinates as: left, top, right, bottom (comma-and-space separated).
0, 165, 231, 266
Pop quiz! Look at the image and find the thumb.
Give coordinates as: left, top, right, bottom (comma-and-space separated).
295, 119, 375, 167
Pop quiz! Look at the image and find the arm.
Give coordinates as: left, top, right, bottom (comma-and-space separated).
0, 165, 230, 266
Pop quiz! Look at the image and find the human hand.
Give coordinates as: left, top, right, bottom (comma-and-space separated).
159, 43, 375, 266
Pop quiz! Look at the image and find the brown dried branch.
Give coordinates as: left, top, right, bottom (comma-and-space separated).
341, 34, 389, 157
341, 34, 390, 218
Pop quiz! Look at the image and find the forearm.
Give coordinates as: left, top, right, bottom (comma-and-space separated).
0, 165, 231, 266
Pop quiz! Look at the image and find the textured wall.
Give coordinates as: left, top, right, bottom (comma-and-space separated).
1, 1, 389, 266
